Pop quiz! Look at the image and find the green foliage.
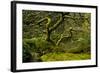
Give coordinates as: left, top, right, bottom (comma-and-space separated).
22, 10, 91, 62
66, 37, 90, 53
41, 53, 91, 61
23, 37, 54, 62
23, 40, 33, 62
50, 46, 65, 53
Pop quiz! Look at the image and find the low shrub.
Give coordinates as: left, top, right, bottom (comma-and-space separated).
23, 37, 53, 62
66, 37, 90, 53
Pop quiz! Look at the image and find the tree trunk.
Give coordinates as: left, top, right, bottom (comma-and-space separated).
37, 13, 68, 45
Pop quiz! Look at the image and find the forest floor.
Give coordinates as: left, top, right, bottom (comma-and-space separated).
41, 52, 91, 62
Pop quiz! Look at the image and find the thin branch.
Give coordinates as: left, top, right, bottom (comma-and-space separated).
49, 14, 63, 32
36, 17, 51, 26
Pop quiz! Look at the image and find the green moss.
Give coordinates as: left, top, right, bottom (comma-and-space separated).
41, 53, 91, 62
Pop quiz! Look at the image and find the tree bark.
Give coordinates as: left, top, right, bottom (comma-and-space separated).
37, 14, 64, 45
37, 13, 71, 45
